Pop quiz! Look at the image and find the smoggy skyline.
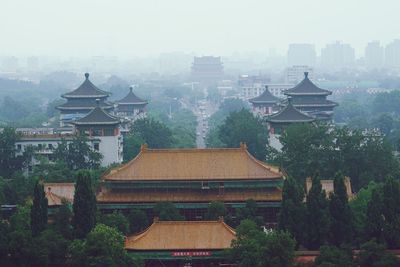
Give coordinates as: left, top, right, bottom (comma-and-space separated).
1, 0, 399, 58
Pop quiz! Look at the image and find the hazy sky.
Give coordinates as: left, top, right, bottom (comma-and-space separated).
1, 0, 399, 58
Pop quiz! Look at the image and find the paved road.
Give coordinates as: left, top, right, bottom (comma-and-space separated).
194, 99, 218, 148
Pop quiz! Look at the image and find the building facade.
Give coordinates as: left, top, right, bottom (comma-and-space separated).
191, 56, 224, 85
286, 65, 314, 84
97, 144, 284, 225
249, 86, 279, 116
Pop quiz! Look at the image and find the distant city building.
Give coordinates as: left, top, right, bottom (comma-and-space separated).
284, 72, 338, 120
286, 65, 314, 84
27, 57, 39, 71
265, 84, 294, 98
1, 56, 19, 72
249, 86, 279, 116
287, 44, 316, 66
385, 39, 400, 68
56, 73, 113, 127
321, 41, 355, 69
191, 56, 224, 85
239, 75, 271, 99
365, 41, 384, 68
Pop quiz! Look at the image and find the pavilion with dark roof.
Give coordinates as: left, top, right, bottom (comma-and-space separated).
115, 87, 148, 120
71, 102, 123, 166
249, 86, 279, 116
266, 98, 315, 135
56, 73, 113, 126
284, 72, 338, 120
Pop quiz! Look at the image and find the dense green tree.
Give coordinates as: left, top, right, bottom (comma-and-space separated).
72, 170, 97, 238
65, 239, 86, 267
305, 175, 330, 249
365, 188, 385, 243
85, 224, 132, 267
99, 211, 130, 235
236, 199, 262, 226
328, 173, 353, 246
313, 245, 355, 267
358, 240, 399, 267
218, 109, 268, 160
31, 180, 48, 236
230, 219, 295, 267
123, 134, 145, 162
31, 229, 69, 267
31, 159, 74, 182
278, 177, 306, 246
53, 136, 102, 170
205, 201, 227, 220
153, 202, 184, 221
54, 200, 72, 239
0, 127, 29, 177
131, 118, 174, 149
381, 176, 400, 248
127, 209, 149, 234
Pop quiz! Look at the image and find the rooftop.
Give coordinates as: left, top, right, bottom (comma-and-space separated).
62, 73, 110, 99
103, 144, 283, 181
117, 87, 148, 105
249, 86, 279, 104
125, 219, 236, 250
44, 183, 75, 206
72, 104, 120, 126
56, 100, 114, 111
285, 72, 332, 96
266, 100, 315, 123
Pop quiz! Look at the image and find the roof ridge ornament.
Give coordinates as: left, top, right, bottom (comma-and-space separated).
85, 73, 89, 79
129, 86, 133, 92
304, 72, 309, 78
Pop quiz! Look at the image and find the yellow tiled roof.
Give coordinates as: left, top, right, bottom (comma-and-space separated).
104, 145, 283, 181
125, 219, 236, 250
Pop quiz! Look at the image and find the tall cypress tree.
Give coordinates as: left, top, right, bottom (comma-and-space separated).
382, 177, 400, 248
365, 187, 385, 243
305, 174, 330, 249
328, 172, 353, 246
31, 180, 48, 236
72, 170, 96, 239
278, 176, 306, 246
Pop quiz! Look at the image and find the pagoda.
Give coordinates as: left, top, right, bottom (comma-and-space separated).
57, 73, 113, 126
72, 101, 123, 166
115, 86, 148, 120
284, 72, 337, 120
249, 86, 279, 116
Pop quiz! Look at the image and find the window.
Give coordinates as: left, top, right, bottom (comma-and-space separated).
201, 181, 209, 189
94, 143, 100, 151
17, 144, 22, 150
48, 144, 53, 150
38, 144, 43, 150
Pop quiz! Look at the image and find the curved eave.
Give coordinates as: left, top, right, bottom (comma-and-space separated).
118, 102, 148, 105
61, 94, 109, 99
284, 91, 331, 96
293, 103, 338, 108
56, 105, 113, 111
72, 121, 119, 126
267, 118, 315, 123
250, 100, 278, 104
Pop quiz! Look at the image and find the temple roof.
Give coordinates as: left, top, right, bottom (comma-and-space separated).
44, 183, 75, 206
284, 72, 331, 96
249, 86, 279, 104
72, 104, 120, 126
266, 100, 315, 123
103, 144, 283, 181
125, 219, 236, 250
62, 73, 110, 99
117, 87, 148, 105
56, 100, 113, 111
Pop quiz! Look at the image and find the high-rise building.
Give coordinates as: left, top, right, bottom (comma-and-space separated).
286, 65, 314, 84
365, 41, 384, 68
287, 44, 316, 66
321, 41, 355, 69
385, 39, 400, 68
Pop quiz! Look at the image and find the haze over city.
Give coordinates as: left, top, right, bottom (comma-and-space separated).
1, 0, 400, 57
